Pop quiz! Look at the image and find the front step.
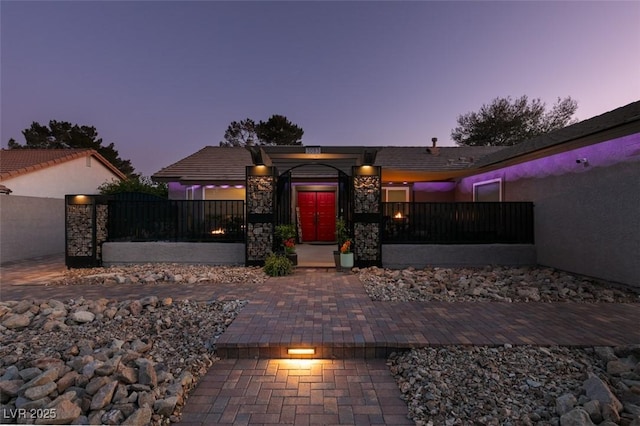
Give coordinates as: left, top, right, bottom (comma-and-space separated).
216, 343, 404, 359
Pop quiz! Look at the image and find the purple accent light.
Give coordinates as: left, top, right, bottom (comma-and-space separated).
459, 134, 640, 193
412, 182, 457, 192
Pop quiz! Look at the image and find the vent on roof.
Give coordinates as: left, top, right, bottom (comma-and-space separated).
305, 146, 321, 154
426, 137, 440, 155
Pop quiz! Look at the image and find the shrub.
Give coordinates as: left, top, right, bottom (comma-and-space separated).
263, 253, 293, 277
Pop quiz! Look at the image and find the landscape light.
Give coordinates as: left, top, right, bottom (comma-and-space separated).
287, 348, 315, 356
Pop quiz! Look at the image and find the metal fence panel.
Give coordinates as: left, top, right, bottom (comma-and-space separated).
382, 202, 534, 244
107, 200, 245, 242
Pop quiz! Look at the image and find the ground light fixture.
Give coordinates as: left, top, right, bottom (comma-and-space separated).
287, 347, 316, 356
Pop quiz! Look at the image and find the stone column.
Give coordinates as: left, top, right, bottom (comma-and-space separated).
352, 166, 382, 267
246, 167, 277, 266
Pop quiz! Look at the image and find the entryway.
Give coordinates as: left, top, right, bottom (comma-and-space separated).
295, 243, 335, 268
297, 191, 336, 243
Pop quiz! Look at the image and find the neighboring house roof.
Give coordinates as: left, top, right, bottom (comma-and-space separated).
474, 100, 640, 168
152, 146, 253, 183
0, 149, 127, 181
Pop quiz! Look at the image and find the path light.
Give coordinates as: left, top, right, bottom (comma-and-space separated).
287, 347, 315, 356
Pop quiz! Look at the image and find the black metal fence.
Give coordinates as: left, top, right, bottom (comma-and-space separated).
382, 202, 534, 244
107, 200, 245, 242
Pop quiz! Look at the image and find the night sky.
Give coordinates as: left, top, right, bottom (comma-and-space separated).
2, 1, 639, 177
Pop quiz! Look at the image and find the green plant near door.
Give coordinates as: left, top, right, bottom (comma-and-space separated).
335, 217, 349, 249
263, 252, 293, 276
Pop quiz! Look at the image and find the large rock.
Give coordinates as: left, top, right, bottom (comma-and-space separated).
37, 399, 82, 425
583, 373, 623, 412
135, 359, 157, 389
153, 396, 178, 416
90, 380, 118, 410
71, 310, 95, 323
560, 408, 596, 426
24, 382, 57, 401
556, 393, 577, 416
20, 368, 60, 392
607, 359, 634, 376
2, 313, 31, 329
122, 407, 152, 426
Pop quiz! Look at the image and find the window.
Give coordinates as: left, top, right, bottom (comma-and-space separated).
473, 178, 502, 201
382, 187, 409, 202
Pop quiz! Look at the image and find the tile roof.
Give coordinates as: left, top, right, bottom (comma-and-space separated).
374, 146, 506, 171
0, 149, 126, 181
474, 100, 640, 168
152, 146, 253, 183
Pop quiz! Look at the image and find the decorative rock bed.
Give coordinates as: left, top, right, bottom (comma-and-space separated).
0, 296, 245, 425
389, 345, 640, 426
357, 266, 640, 303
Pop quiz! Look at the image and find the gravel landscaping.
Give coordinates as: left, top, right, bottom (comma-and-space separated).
1, 264, 639, 425
357, 266, 640, 303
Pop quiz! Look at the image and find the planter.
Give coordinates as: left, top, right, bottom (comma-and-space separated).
286, 253, 298, 266
340, 252, 354, 269
333, 250, 342, 272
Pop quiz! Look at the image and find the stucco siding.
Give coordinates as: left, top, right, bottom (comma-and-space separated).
457, 134, 640, 287
0, 196, 64, 263
1, 157, 119, 199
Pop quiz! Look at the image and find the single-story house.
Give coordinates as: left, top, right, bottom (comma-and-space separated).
148, 100, 640, 287
0, 149, 126, 263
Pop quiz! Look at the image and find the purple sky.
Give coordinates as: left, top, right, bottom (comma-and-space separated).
2, 1, 639, 177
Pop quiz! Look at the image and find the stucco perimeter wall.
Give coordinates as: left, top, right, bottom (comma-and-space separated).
527, 161, 639, 288
457, 134, 640, 288
382, 244, 536, 269
0, 196, 64, 263
102, 242, 245, 266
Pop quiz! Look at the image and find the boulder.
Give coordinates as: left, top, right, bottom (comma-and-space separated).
560, 408, 596, 426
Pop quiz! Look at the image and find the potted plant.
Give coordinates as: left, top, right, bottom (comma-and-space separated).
334, 217, 349, 271
339, 239, 354, 270
275, 224, 297, 266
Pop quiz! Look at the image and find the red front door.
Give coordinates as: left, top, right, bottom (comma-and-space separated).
298, 191, 336, 242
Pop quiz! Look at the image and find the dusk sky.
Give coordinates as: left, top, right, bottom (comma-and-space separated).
2, 1, 639, 177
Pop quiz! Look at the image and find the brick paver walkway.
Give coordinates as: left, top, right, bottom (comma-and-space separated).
2, 259, 639, 425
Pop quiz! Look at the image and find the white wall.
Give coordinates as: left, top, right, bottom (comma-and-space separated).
0, 195, 65, 263
1, 156, 120, 199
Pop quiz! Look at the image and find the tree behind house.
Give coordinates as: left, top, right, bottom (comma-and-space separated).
451, 96, 578, 147
220, 114, 304, 147
7, 120, 136, 177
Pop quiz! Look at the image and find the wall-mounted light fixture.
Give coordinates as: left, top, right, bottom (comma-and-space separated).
363, 149, 377, 166
248, 146, 264, 165
576, 158, 590, 167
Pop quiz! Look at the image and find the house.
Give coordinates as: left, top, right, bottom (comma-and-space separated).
147, 101, 640, 287
0, 149, 126, 198
0, 149, 126, 263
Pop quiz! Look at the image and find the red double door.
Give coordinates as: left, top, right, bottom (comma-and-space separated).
298, 191, 336, 242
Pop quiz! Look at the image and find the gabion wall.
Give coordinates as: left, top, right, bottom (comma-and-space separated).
66, 204, 94, 257
247, 176, 274, 213
96, 204, 108, 260
352, 170, 381, 265
246, 172, 275, 264
353, 176, 380, 214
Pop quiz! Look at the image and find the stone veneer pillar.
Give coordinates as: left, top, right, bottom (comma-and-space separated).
246, 166, 277, 266
65, 195, 109, 268
351, 166, 382, 267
